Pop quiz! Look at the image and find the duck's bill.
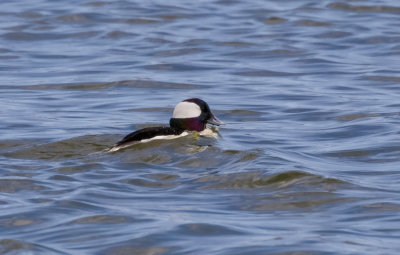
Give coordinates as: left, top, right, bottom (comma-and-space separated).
207, 115, 225, 126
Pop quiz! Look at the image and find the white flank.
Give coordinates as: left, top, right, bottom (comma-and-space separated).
108, 127, 219, 153
108, 131, 189, 152
199, 127, 219, 138
172, 101, 201, 118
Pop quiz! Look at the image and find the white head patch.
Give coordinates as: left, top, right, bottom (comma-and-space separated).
172, 101, 201, 118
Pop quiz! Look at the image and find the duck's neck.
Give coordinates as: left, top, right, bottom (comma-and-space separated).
169, 117, 205, 132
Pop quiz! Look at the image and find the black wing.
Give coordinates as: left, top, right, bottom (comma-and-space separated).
116, 126, 182, 146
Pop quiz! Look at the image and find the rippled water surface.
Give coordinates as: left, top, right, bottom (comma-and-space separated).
1, 0, 400, 254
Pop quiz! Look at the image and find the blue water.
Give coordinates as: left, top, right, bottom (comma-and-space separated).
1, 0, 400, 254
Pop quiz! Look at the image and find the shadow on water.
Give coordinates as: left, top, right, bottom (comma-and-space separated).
3, 134, 116, 160
0, 239, 68, 255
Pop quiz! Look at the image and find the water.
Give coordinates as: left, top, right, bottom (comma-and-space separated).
1, 0, 400, 254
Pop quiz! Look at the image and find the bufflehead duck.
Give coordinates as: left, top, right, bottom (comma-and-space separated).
110, 98, 224, 150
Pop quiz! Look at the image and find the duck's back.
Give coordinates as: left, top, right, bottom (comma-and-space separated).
116, 126, 183, 146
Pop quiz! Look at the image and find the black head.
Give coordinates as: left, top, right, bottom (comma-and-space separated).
169, 98, 224, 132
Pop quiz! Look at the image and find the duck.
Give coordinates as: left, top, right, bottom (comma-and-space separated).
110, 98, 224, 151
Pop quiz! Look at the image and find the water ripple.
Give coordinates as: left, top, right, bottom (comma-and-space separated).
1, 0, 400, 254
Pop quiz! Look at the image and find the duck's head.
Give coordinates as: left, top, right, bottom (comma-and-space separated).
169, 98, 224, 132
